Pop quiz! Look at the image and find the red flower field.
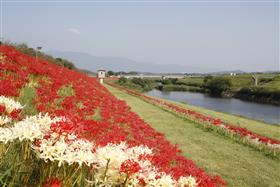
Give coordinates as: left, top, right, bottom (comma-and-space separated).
0, 45, 226, 186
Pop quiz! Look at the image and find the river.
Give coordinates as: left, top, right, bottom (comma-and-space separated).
146, 90, 280, 125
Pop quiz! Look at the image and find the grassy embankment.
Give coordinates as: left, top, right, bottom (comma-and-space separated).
175, 74, 280, 105
106, 85, 280, 187
176, 74, 280, 92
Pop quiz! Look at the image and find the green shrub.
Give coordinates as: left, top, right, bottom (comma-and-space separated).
236, 86, 280, 105
204, 77, 232, 96
203, 75, 213, 83
130, 78, 155, 91
118, 77, 128, 84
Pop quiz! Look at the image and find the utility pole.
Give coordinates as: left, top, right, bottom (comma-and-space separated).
252, 75, 259, 86
0, 37, 3, 45
35, 46, 42, 63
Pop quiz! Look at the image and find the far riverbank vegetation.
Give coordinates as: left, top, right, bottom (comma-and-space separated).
107, 71, 280, 106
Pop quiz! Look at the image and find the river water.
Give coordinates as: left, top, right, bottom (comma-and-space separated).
146, 90, 280, 125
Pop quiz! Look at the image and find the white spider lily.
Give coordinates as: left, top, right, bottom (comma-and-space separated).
23, 113, 63, 134
33, 132, 96, 167
0, 116, 11, 126
178, 176, 198, 187
0, 113, 63, 143
0, 128, 15, 143
126, 144, 153, 159
12, 120, 44, 141
151, 174, 176, 187
94, 142, 129, 169
0, 96, 24, 113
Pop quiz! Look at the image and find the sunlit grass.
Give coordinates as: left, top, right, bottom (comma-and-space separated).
57, 85, 74, 97
18, 85, 37, 116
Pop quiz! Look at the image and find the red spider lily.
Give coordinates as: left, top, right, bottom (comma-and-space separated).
138, 177, 147, 186
10, 109, 22, 120
43, 176, 62, 187
0, 45, 226, 187
120, 159, 141, 176
0, 105, 5, 114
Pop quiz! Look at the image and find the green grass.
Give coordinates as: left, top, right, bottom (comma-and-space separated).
223, 74, 280, 92
57, 85, 74, 97
177, 77, 204, 87
54, 85, 75, 107
262, 75, 280, 91
226, 74, 255, 91
106, 85, 280, 187
92, 108, 102, 121
178, 74, 280, 92
18, 85, 37, 116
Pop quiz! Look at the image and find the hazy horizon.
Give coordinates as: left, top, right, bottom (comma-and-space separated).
47, 49, 278, 74
1, 1, 279, 72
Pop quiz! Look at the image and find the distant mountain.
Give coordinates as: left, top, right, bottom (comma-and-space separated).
47, 50, 216, 73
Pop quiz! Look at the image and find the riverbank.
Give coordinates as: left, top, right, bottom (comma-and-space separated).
146, 89, 280, 125
106, 85, 280, 187
146, 90, 280, 138
163, 74, 280, 105
113, 73, 280, 106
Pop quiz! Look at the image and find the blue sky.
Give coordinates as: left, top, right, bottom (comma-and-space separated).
1, 0, 279, 72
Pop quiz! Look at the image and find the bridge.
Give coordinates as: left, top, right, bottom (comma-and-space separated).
121, 74, 186, 79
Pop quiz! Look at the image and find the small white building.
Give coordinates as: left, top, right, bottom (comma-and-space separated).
230, 72, 236, 76
97, 69, 106, 84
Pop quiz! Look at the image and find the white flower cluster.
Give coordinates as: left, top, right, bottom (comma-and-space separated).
0, 113, 62, 143
34, 136, 197, 187
0, 96, 198, 186
0, 95, 24, 113
93, 142, 152, 185
94, 142, 152, 168
33, 132, 96, 167
0, 128, 14, 143
0, 116, 11, 126
133, 169, 197, 187
178, 176, 198, 187
0, 95, 23, 126
87, 142, 197, 187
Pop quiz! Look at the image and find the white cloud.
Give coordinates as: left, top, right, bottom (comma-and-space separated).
67, 28, 81, 35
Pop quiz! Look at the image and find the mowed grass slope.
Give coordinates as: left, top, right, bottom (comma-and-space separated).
106, 85, 280, 187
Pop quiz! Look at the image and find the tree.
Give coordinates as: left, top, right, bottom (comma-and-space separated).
171, 78, 178, 84
204, 77, 231, 96
56, 58, 63, 62
107, 70, 115, 76
118, 77, 128, 84
203, 75, 213, 83
161, 79, 172, 85
131, 78, 154, 91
